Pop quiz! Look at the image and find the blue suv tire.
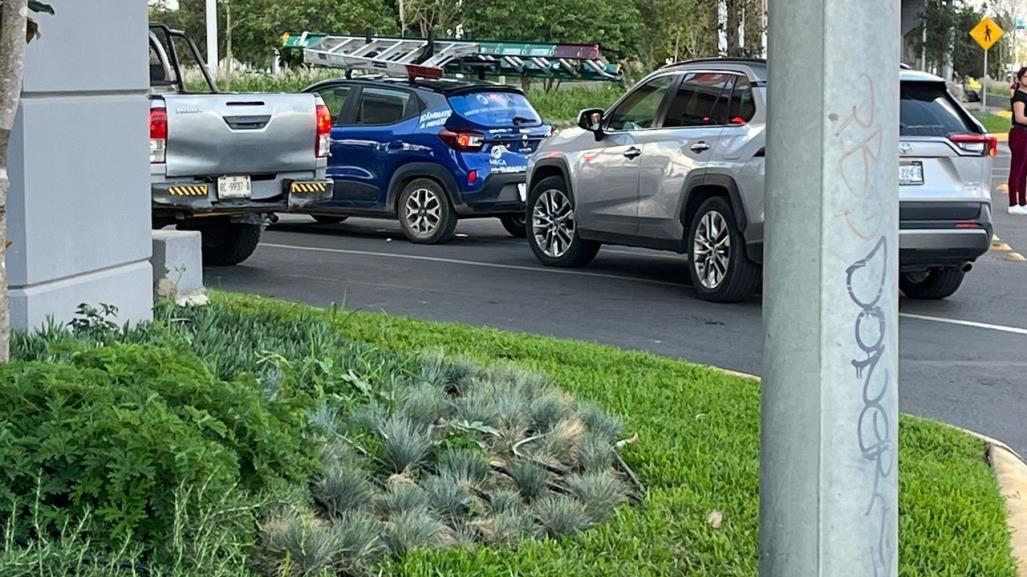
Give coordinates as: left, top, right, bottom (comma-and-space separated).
398, 178, 458, 244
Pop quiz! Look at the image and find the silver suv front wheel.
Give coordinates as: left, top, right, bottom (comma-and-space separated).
686, 196, 760, 302
526, 176, 600, 268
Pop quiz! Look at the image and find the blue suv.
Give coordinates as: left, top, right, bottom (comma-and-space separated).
300, 77, 551, 243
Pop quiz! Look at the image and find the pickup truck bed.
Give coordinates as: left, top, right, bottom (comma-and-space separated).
149, 24, 332, 265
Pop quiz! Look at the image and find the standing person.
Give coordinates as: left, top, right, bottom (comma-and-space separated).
1008, 66, 1027, 214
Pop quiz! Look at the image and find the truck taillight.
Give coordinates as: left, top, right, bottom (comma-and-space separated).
316, 103, 331, 158
150, 107, 167, 164
948, 133, 998, 158
440, 128, 485, 152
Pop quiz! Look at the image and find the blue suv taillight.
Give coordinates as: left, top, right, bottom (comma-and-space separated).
440, 128, 485, 152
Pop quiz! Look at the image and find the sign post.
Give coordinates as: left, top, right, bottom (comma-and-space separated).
970, 17, 1004, 112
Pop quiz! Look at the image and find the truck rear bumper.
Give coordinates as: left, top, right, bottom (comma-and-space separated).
152, 175, 332, 217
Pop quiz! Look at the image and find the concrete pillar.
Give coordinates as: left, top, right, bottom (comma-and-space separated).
7, 0, 152, 329
761, 0, 900, 575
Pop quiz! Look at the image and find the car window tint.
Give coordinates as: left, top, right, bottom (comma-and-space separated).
448, 91, 542, 127
900, 81, 976, 137
664, 73, 735, 128
730, 76, 756, 123
316, 86, 352, 124
355, 87, 416, 126
605, 75, 675, 131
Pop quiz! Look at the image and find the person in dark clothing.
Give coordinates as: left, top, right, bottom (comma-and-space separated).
1008, 66, 1027, 214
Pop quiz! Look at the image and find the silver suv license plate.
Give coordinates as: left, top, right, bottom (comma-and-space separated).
899, 161, 924, 186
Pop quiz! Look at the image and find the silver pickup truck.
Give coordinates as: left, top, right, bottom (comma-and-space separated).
149, 24, 332, 265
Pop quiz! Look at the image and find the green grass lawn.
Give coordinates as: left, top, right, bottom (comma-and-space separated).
973, 111, 1010, 134
217, 292, 1016, 577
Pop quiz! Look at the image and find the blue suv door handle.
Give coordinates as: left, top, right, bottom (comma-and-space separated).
623, 147, 642, 159
690, 141, 711, 153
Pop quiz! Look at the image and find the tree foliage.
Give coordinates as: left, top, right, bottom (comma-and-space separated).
150, 0, 398, 68
919, 0, 1012, 79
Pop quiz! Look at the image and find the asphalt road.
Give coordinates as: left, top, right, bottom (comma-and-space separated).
207, 150, 1027, 453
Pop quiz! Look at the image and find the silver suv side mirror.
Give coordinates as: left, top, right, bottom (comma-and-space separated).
578, 108, 605, 140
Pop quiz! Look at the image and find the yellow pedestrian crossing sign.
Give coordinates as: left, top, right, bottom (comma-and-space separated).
970, 17, 1003, 51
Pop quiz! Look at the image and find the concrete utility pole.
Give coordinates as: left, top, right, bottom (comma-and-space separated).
761, 0, 899, 576
205, 0, 219, 75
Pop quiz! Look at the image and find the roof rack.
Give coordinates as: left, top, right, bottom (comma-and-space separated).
662, 57, 768, 69
282, 32, 623, 82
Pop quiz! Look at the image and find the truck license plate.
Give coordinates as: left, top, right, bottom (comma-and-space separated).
899, 162, 923, 186
517, 183, 526, 202
218, 175, 251, 199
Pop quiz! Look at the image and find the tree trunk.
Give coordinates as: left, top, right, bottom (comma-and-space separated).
0, 0, 28, 362
725, 0, 742, 57
742, 0, 765, 57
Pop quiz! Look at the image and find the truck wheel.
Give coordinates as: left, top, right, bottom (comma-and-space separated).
187, 221, 262, 266
398, 179, 457, 244
900, 268, 965, 300
686, 197, 761, 302
527, 176, 600, 267
500, 215, 527, 238
312, 215, 348, 225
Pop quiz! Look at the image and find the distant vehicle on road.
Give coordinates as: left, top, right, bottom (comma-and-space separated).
149, 24, 331, 265
526, 60, 994, 302
299, 77, 551, 243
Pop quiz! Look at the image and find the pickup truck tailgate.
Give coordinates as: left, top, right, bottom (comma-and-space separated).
163, 94, 317, 178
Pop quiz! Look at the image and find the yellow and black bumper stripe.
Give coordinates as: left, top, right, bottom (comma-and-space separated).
167, 185, 209, 197
290, 182, 329, 194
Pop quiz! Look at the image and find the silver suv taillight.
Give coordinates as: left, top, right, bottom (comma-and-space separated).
948, 133, 998, 158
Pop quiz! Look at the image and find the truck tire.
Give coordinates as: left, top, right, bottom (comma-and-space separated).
900, 268, 965, 300
186, 220, 262, 266
398, 179, 458, 244
686, 196, 761, 303
500, 215, 528, 238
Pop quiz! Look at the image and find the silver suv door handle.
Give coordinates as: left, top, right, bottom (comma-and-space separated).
623, 147, 642, 159
690, 141, 711, 153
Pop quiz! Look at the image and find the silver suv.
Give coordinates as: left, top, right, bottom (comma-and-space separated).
525, 59, 994, 302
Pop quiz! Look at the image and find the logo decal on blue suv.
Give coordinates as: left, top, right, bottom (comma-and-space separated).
418, 109, 451, 128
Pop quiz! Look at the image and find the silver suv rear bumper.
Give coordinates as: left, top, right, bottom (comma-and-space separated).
898, 201, 992, 271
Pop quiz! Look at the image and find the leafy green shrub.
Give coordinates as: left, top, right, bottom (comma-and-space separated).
9, 300, 638, 576
0, 343, 316, 550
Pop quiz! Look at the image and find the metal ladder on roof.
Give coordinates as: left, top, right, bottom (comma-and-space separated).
288, 32, 479, 78
282, 32, 622, 82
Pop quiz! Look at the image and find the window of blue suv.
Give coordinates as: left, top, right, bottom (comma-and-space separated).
448, 91, 541, 127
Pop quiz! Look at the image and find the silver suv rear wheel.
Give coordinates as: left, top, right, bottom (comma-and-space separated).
693, 210, 732, 290
686, 197, 761, 302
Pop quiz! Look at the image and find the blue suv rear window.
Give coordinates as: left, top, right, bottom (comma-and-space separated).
448, 91, 541, 127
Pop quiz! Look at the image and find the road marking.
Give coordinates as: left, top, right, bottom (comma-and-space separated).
263, 242, 1027, 337
999, 183, 1010, 192
899, 313, 1027, 336
260, 243, 686, 288
993, 241, 1013, 251
1006, 252, 1026, 262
